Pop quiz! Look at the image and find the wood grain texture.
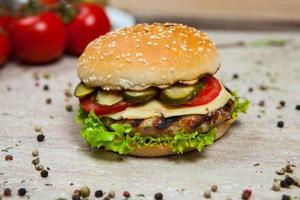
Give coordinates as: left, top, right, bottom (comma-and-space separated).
1, 31, 300, 199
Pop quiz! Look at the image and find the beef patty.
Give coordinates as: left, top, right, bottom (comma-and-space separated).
101, 99, 234, 137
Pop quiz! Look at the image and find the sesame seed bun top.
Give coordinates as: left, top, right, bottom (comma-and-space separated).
77, 23, 220, 91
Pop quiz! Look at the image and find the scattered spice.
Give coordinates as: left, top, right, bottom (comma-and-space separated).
46, 98, 52, 104
241, 189, 252, 200
64, 89, 73, 98
40, 170, 48, 178
248, 87, 253, 93
123, 191, 130, 198
258, 100, 265, 107
42, 71, 50, 79
282, 195, 291, 200
108, 190, 116, 198
72, 189, 81, 197
154, 192, 163, 200
3, 188, 12, 196
285, 176, 294, 186
272, 181, 281, 191
32, 149, 39, 157
35, 164, 44, 171
5, 155, 13, 161
232, 73, 239, 79
80, 186, 90, 198
279, 101, 286, 107
32, 157, 40, 165
95, 190, 103, 198
34, 126, 42, 132
65, 104, 73, 112
296, 105, 300, 111
280, 180, 288, 188
259, 85, 267, 91
72, 195, 81, 200
254, 163, 260, 166
37, 134, 45, 142
18, 188, 27, 196
103, 197, 110, 200
43, 85, 49, 91
204, 190, 211, 198
211, 185, 218, 192
277, 121, 284, 128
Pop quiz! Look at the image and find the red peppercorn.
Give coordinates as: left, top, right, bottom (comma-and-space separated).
242, 189, 252, 200
123, 191, 130, 198
5, 155, 13, 161
3, 188, 12, 196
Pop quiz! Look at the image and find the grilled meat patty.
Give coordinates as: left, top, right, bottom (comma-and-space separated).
102, 99, 234, 137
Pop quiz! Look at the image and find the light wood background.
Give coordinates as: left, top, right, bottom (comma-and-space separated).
110, 0, 300, 30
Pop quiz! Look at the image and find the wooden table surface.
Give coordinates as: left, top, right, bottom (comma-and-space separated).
1, 30, 300, 200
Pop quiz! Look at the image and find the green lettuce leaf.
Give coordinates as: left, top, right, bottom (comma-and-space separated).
75, 92, 248, 155
76, 108, 216, 154
231, 91, 250, 120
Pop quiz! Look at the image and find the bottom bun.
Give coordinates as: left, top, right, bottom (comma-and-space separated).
128, 119, 236, 157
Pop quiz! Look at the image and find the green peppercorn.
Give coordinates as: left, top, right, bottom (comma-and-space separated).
80, 186, 90, 198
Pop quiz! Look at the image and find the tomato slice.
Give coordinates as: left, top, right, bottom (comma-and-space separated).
80, 95, 131, 115
185, 75, 222, 106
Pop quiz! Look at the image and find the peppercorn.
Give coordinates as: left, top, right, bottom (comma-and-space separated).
72, 195, 81, 200
103, 197, 110, 200
80, 186, 90, 198
277, 121, 284, 128
65, 104, 73, 112
232, 73, 239, 79
3, 188, 12, 196
123, 191, 130, 198
279, 101, 285, 107
108, 190, 116, 198
280, 180, 288, 188
154, 192, 163, 200
5, 155, 13, 161
211, 185, 218, 192
43, 85, 49, 91
95, 190, 103, 198
242, 189, 252, 200
34, 126, 42, 132
40, 170, 48, 178
72, 189, 81, 197
45, 98, 52, 104
32, 149, 39, 157
248, 87, 253, 92
37, 134, 45, 142
285, 176, 294, 186
258, 100, 265, 107
35, 164, 44, 171
296, 105, 300, 111
272, 181, 280, 191
32, 157, 40, 165
18, 188, 27, 196
282, 195, 291, 200
204, 190, 211, 198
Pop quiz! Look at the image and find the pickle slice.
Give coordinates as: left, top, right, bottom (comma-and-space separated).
160, 81, 204, 105
122, 88, 158, 103
74, 82, 95, 98
96, 91, 123, 106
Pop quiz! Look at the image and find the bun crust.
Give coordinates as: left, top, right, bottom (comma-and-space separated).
77, 23, 219, 90
128, 119, 235, 157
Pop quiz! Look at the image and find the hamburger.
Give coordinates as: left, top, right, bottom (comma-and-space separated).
74, 23, 249, 157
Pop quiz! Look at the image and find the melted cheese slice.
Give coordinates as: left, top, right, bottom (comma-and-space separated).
105, 84, 232, 120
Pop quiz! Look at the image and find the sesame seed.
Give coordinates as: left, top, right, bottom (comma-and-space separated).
161, 57, 167, 61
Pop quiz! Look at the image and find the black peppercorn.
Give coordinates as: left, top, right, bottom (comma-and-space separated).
154, 192, 163, 200
40, 170, 48, 178
43, 85, 49, 91
248, 87, 253, 92
282, 194, 291, 200
285, 176, 294, 186
37, 134, 45, 142
296, 105, 300, 111
3, 188, 12, 196
232, 73, 239, 79
95, 190, 103, 198
280, 180, 288, 188
72, 195, 81, 200
279, 101, 285, 107
18, 188, 27, 196
277, 121, 284, 128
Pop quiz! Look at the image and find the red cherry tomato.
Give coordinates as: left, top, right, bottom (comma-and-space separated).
10, 12, 66, 64
80, 95, 131, 115
66, 3, 111, 56
185, 75, 222, 106
0, 29, 10, 66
